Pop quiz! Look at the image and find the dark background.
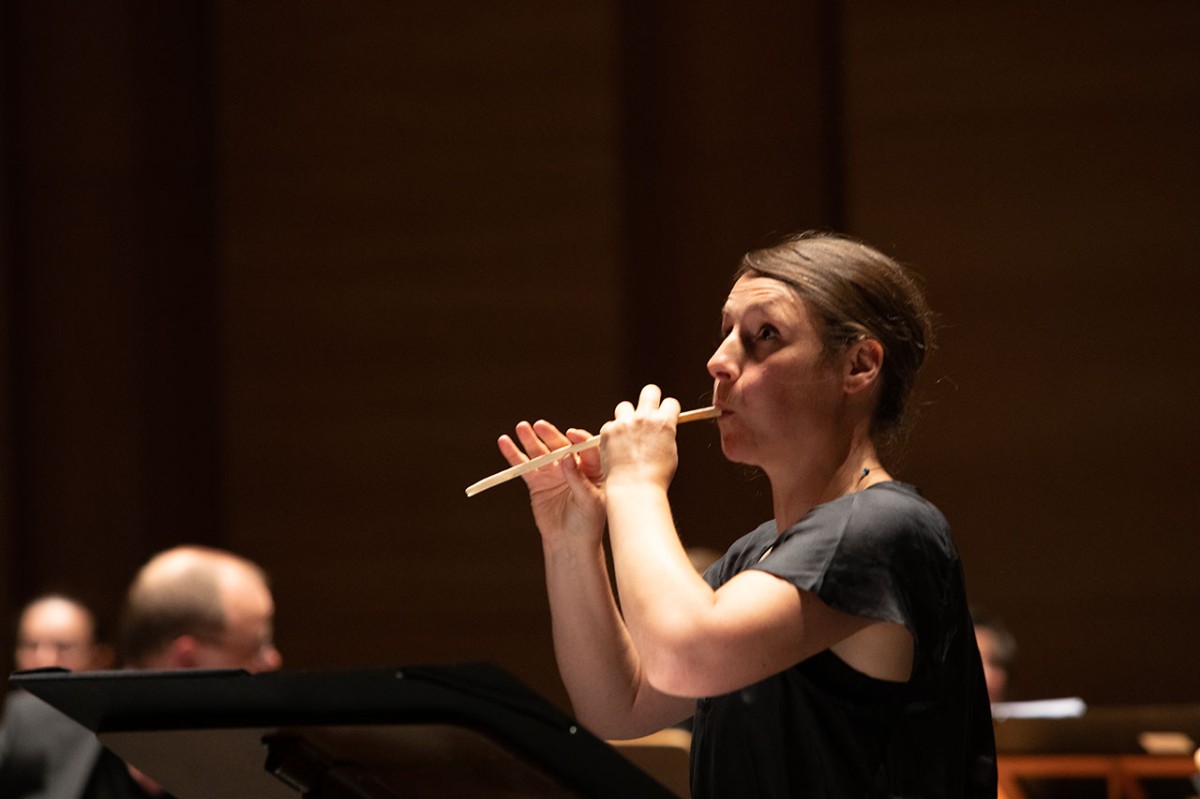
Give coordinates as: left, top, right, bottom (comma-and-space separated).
2, 1, 1197, 712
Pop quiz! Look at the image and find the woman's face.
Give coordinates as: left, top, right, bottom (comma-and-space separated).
707, 274, 843, 468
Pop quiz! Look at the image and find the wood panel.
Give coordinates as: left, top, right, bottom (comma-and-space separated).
212, 3, 626, 701
0, 0, 14, 648
615, 1, 841, 552
0, 1, 221, 660
211, 1, 835, 704
843, 1, 1200, 704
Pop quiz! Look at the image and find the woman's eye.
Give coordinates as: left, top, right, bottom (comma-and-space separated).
757, 325, 778, 341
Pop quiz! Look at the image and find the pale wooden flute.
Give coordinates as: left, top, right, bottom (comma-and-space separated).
465, 406, 719, 497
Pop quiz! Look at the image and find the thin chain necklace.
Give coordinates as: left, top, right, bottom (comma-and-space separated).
759, 466, 881, 562
857, 464, 885, 487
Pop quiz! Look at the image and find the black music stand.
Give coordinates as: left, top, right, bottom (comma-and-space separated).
10, 664, 680, 798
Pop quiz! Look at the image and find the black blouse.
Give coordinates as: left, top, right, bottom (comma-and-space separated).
690, 482, 996, 798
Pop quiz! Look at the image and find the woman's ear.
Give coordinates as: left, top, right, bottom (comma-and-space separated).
844, 337, 884, 395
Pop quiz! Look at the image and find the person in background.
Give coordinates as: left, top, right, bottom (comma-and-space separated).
12, 594, 115, 674
0, 545, 283, 798
2, 593, 114, 799
118, 545, 282, 673
972, 607, 1017, 704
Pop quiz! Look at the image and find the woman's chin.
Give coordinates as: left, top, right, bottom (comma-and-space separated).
719, 437, 755, 466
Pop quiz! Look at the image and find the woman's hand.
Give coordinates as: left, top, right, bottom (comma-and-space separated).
601, 385, 681, 491
497, 419, 605, 547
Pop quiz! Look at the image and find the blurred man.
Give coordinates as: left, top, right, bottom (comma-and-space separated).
972, 608, 1017, 704
0, 545, 283, 798
1, 595, 115, 799
119, 545, 282, 673
13, 594, 114, 674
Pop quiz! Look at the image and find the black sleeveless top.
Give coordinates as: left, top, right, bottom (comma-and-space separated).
690, 482, 996, 798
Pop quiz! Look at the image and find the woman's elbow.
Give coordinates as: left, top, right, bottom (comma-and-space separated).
640, 633, 710, 697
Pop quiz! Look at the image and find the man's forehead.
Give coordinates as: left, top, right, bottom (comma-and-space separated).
21, 598, 91, 628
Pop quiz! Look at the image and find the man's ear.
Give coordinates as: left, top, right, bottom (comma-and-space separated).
844, 338, 884, 395
165, 635, 201, 669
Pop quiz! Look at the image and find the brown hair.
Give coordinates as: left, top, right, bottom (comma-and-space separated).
736, 231, 933, 444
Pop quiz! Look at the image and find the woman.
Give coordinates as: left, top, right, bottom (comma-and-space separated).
498, 232, 996, 797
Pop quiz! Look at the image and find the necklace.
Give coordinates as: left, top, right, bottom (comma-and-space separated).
761, 466, 882, 563
855, 465, 884, 490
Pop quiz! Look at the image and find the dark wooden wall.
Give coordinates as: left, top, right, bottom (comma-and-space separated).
842, 2, 1200, 704
1, 2, 223, 640
2, 1, 1197, 711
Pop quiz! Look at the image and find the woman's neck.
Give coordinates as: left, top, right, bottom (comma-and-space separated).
768, 435, 888, 531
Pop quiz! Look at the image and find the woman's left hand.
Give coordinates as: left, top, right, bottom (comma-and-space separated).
600, 385, 681, 491
498, 419, 606, 549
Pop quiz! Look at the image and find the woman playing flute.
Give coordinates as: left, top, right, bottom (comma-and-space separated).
498, 231, 996, 798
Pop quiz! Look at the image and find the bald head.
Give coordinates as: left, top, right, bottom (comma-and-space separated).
15, 595, 112, 672
121, 546, 282, 673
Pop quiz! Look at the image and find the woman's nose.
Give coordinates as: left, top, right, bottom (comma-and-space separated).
707, 334, 740, 381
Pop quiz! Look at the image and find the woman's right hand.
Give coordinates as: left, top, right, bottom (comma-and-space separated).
497, 420, 606, 547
